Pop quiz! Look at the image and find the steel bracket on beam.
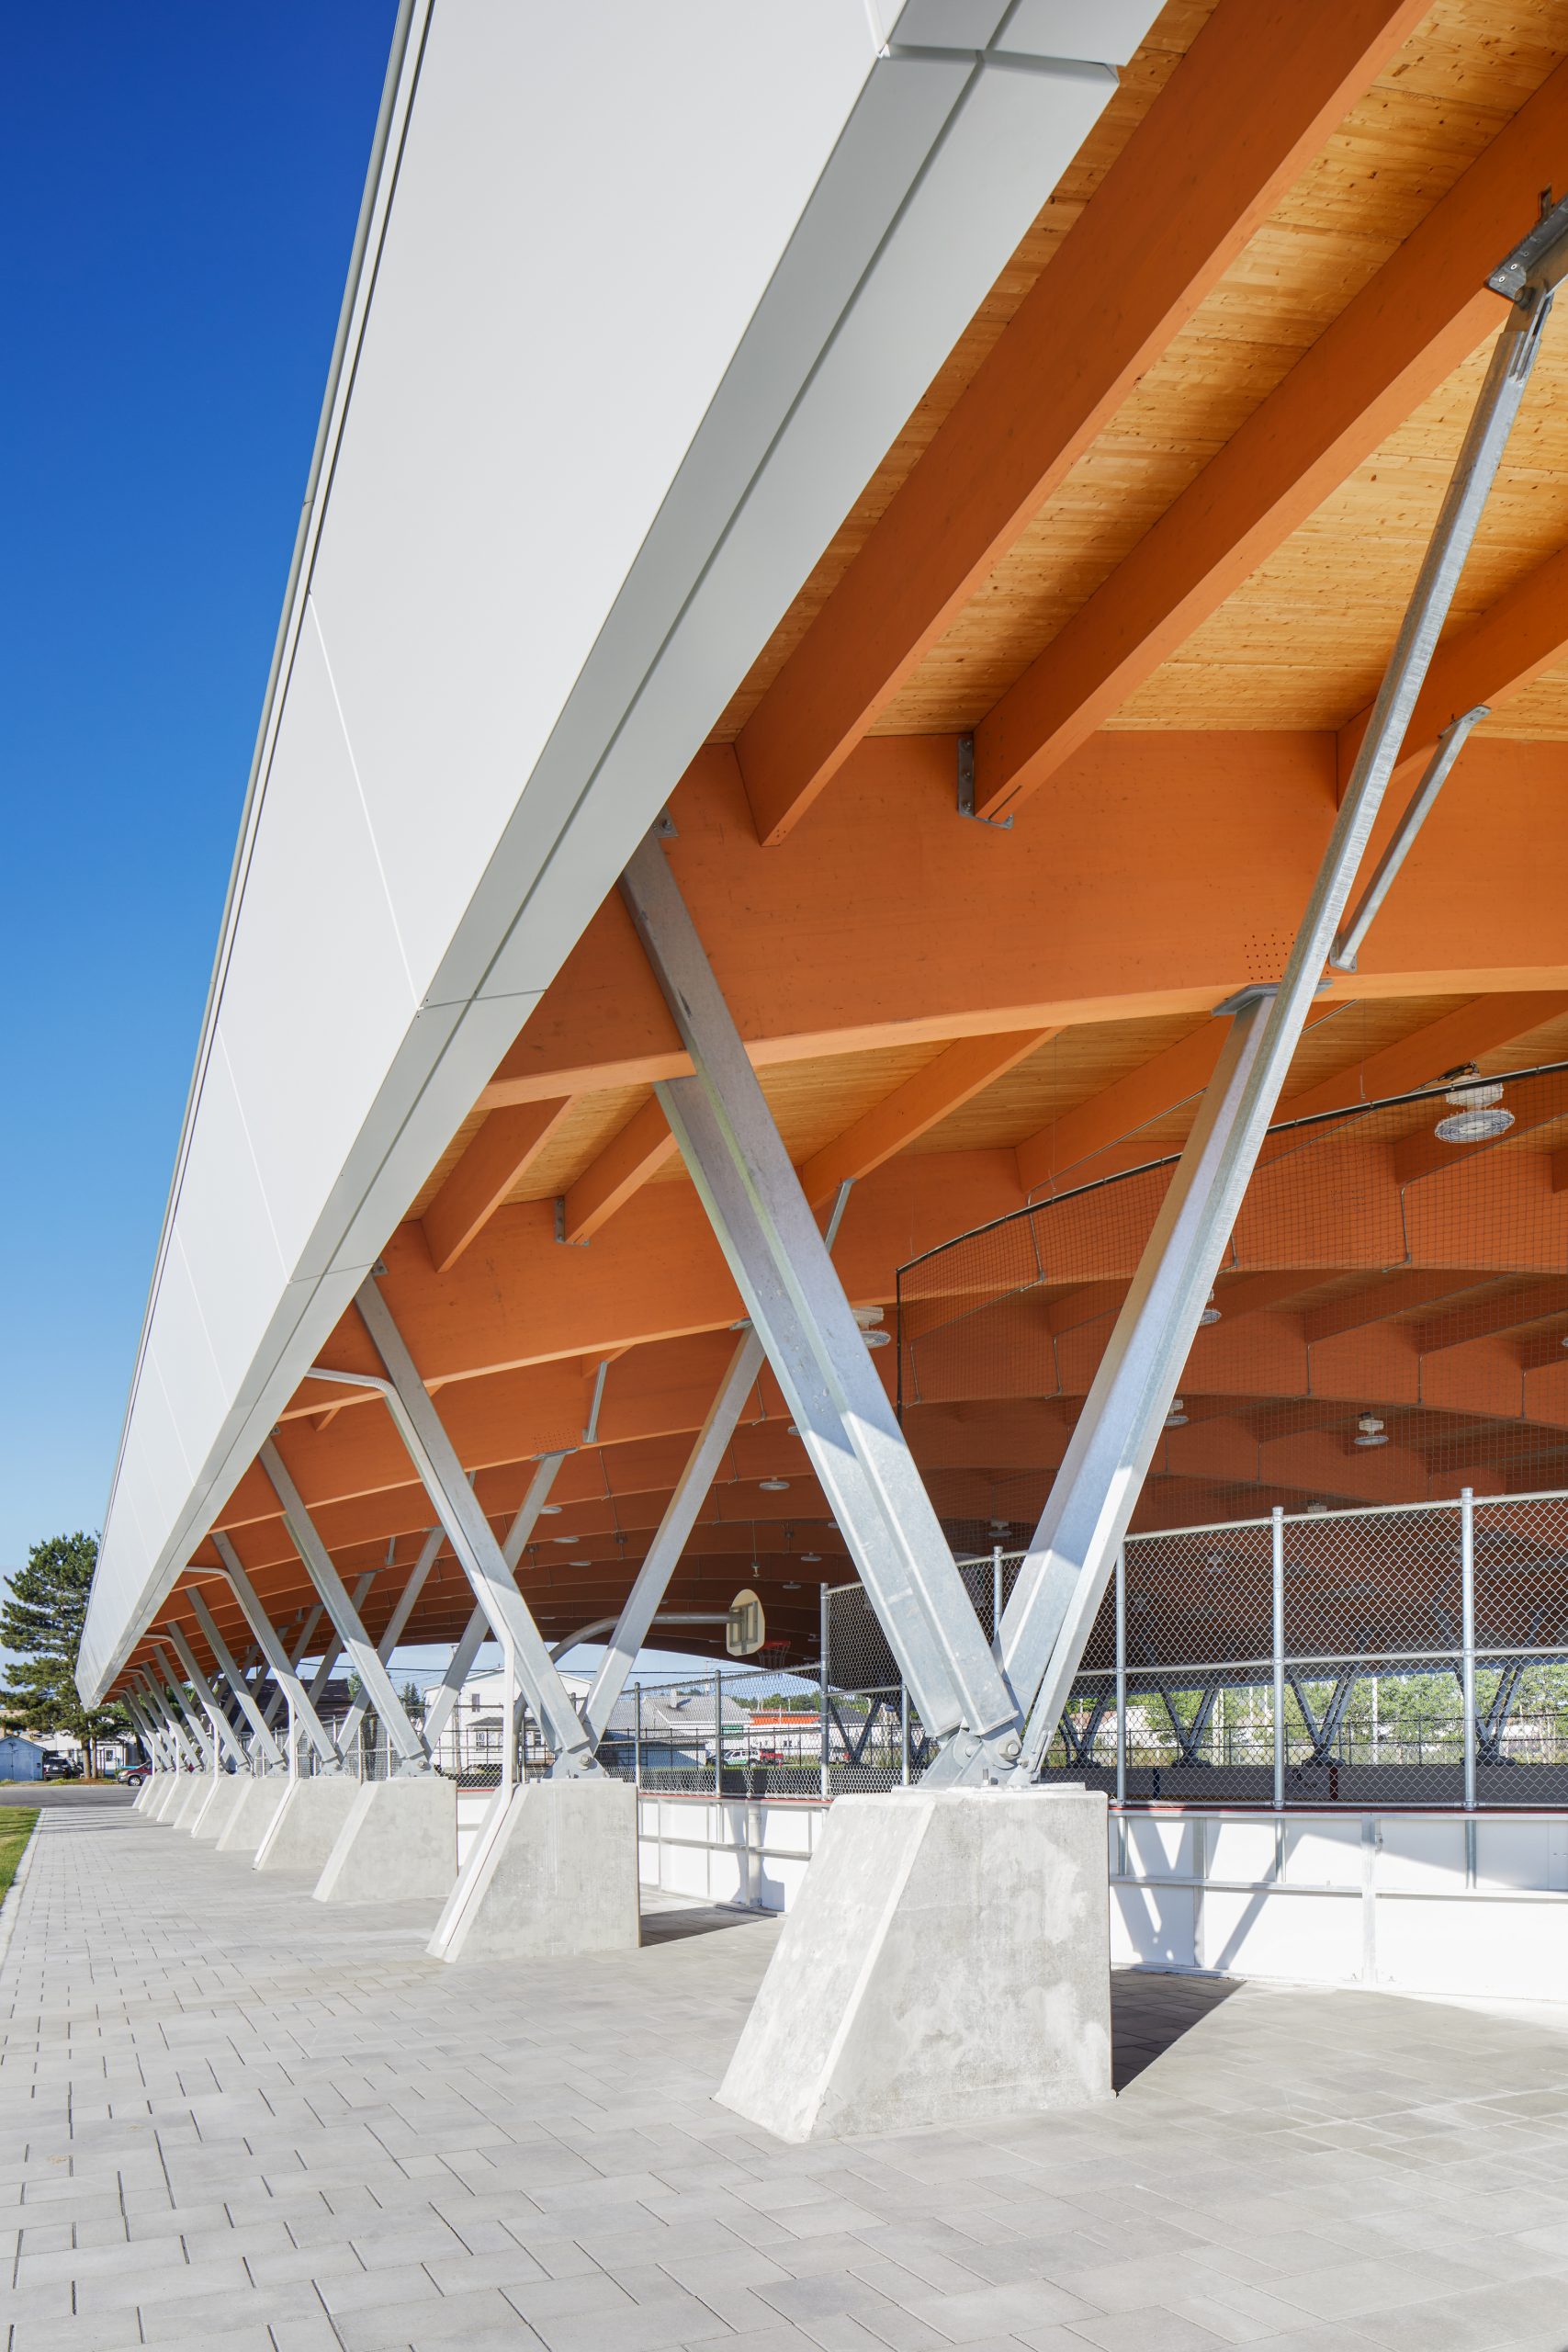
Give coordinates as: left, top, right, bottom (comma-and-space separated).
956, 733, 1011, 831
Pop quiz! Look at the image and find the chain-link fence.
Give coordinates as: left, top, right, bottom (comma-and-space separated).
601, 1489, 1568, 1810
1027, 1487, 1568, 1807
244, 1490, 1568, 1809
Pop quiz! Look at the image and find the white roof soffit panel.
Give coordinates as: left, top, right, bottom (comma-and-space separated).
81, 0, 1152, 1700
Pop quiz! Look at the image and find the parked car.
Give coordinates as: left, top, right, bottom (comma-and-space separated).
39, 1754, 82, 1780
121, 1763, 152, 1788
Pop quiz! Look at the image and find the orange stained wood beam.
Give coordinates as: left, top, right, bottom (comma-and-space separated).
796, 1029, 1056, 1209
1014, 1020, 1218, 1196
1412, 1280, 1568, 1356
484, 740, 1568, 1110
422, 1097, 574, 1273
1337, 541, 1568, 797
560, 1096, 677, 1244
732, 0, 1428, 847
204, 1228, 1562, 1571
968, 59, 1568, 823
1014, 992, 1568, 1203
1274, 994, 1568, 1127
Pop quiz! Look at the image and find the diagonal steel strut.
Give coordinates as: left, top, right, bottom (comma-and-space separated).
258, 1442, 430, 1768
621, 832, 1021, 1769
347, 1281, 597, 1773
964, 210, 1568, 1789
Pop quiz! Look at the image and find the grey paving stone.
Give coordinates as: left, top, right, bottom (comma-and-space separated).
10, 1809, 1568, 2352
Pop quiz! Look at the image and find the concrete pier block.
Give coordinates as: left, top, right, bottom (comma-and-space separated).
192, 1772, 249, 1842
312, 1772, 457, 1904
718, 1786, 1111, 2143
253, 1774, 358, 1873
169, 1772, 215, 1830
217, 1775, 290, 1857
150, 1773, 189, 1822
134, 1772, 170, 1815
431, 1776, 637, 1962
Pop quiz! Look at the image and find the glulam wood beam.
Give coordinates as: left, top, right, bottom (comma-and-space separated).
422, 1098, 573, 1272
484, 740, 1568, 1110
734, 0, 1428, 846
968, 58, 1568, 821
559, 1097, 677, 1244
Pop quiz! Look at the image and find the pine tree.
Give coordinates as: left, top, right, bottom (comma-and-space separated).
0, 1532, 130, 1777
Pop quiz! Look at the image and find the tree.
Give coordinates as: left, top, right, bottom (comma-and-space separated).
0, 1532, 131, 1777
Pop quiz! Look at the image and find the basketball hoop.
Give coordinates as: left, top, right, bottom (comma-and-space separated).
758, 1639, 791, 1671
726, 1587, 765, 1657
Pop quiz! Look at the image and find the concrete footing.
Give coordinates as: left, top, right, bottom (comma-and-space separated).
192, 1772, 249, 1842
717, 1786, 1111, 2143
216, 1774, 290, 1857
430, 1776, 637, 1962
135, 1772, 170, 1815
150, 1773, 189, 1822
253, 1774, 358, 1872
170, 1772, 215, 1830
313, 1773, 457, 1904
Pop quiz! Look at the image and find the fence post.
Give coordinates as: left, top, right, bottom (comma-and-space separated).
900, 1680, 910, 1786
819, 1584, 830, 1802
992, 1544, 1004, 1648
1271, 1507, 1286, 1814
1114, 1544, 1126, 1807
1461, 1486, 1477, 1815
715, 1668, 724, 1802
634, 1681, 642, 1792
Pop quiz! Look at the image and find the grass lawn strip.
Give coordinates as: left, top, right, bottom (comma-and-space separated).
0, 1810, 39, 1902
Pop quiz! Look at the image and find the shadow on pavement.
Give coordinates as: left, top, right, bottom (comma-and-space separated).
1112, 1966, 1238, 2088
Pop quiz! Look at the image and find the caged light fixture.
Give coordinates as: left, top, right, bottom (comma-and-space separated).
1434, 1065, 1514, 1143
1354, 1413, 1388, 1449
1164, 1397, 1188, 1429
855, 1306, 892, 1349
1199, 1290, 1221, 1326
760, 1477, 789, 1492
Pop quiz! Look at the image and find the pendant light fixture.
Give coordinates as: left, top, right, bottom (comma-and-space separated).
1434, 1064, 1513, 1143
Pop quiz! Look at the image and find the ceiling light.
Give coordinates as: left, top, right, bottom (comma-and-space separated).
1354, 1413, 1388, 1449
782, 1581, 801, 1590
1305, 1501, 1330, 1516
1435, 1073, 1513, 1144
1199, 1291, 1221, 1326
854, 1306, 892, 1351
760, 1478, 789, 1492
537, 1504, 562, 1516
570, 1558, 592, 1567
801, 1552, 821, 1562
551, 1535, 577, 1544
1164, 1398, 1188, 1429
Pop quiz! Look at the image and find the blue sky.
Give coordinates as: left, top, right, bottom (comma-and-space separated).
0, 6, 723, 1687
1, 3, 399, 1579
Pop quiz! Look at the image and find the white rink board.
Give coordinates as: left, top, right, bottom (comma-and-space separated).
636, 1796, 1568, 2003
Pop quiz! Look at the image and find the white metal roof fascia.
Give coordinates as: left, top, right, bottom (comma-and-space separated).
81, 0, 1154, 1702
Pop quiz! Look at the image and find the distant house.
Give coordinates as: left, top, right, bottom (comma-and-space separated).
0, 1735, 44, 1781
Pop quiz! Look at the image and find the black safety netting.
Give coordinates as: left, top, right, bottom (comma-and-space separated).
897, 1060, 1568, 1548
